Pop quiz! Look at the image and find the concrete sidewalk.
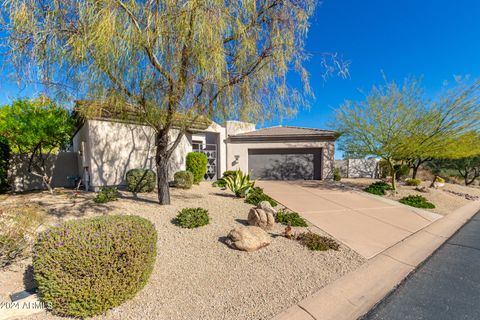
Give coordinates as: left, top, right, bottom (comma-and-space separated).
272, 200, 480, 320
258, 180, 441, 259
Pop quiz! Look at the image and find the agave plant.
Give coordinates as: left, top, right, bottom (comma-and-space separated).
221, 170, 255, 198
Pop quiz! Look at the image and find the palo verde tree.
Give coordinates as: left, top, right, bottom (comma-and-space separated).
0, 97, 75, 193
402, 82, 480, 179
334, 78, 480, 190
1, 0, 344, 204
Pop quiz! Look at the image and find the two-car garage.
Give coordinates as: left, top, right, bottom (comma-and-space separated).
227, 126, 336, 181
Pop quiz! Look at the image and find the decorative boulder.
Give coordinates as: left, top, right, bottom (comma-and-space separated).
227, 226, 271, 252
248, 208, 275, 230
258, 201, 277, 216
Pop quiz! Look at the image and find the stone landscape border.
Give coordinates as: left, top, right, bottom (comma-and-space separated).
272, 200, 480, 320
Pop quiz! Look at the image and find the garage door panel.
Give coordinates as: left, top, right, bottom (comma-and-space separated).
248, 149, 321, 180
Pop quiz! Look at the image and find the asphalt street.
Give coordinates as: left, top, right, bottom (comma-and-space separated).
363, 211, 480, 320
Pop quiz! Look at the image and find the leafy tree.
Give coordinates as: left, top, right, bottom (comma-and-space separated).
0, 98, 75, 193
334, 78, 480, 190
1, 0, 345, 205
334, 79, 425, 190
428, 155, 480, 186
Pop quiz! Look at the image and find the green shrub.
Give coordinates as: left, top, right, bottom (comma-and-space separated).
245, 187, 278, 207
94, 187, 119, 203
405, 178, 422, 186
0, 206, 46, 269
186, 152, 208, 184
212, 171, 237, 188
174, 171, 193, 189
364, 181, 392, 195
333, 168, 342, 181
296, 232, 339, 251
394, 164, 410, 180
126, 169, 156, 193
175, 208, 209, 228
221, 170, 255, 197
276, 209, 308, 227
399, 195, 435, 209
33, 215, 157, 317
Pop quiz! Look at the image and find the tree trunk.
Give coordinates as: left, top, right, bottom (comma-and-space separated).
430, 175, 437, 188
156, 159, 170, 205
155, 132, 171, 205
412, 163, 421, 179
387, 159, 396, 190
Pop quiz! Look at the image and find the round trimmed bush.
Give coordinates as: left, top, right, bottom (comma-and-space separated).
126, 168, 156, 193
174, 171, 194, 189
33, 215, 157, 317
405, 178, 422, 186
175, 208, 209, 228
186, 152, 208, 184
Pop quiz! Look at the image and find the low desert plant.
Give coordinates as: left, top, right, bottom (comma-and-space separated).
364, 181, 392, 196
276, 209, 308, 227
296, 232, 339, 251
245, 187, 278, 207
186, 152, 208, 184
405, 178, 422, 186
175, 208, 210, 228
0, 206, 46, 269
435, 176, 445, 183
212, 170, 237, 187
222, 170, 255, 198
33, 215, 157, 317
174, 171, 194, 189
126, 169, 156, 193
333, 168, 342, 181
93, 187, 119, 203
399, 195, 435, 209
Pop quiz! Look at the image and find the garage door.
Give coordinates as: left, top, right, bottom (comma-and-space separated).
248, 148, 322, 180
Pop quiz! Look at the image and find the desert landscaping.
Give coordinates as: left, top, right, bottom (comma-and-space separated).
0, 183, 364, 320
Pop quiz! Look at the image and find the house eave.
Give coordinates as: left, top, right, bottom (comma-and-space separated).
228, 134, 337, 143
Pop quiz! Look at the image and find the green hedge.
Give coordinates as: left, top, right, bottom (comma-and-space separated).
186, 152, 208, 184
33, 215, 157, 317
126, 169, 156, 193
174, 171, 194, 189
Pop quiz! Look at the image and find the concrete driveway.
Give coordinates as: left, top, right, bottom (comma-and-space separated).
257, 180, 442, 259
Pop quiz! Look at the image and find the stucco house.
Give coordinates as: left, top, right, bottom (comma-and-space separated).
72, 115, 337, 191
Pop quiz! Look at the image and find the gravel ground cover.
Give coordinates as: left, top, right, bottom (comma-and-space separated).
341, 178, 480, 216
1, 183, 364, 320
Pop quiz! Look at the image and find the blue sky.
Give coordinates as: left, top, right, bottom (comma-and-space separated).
1, 0, 479, 132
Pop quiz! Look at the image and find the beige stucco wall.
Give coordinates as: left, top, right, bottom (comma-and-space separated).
226, 140, 336, 180
83, 120, 192, 189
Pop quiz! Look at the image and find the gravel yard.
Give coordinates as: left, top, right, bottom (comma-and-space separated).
1, 183, 364, 320
341, 178, 480, 216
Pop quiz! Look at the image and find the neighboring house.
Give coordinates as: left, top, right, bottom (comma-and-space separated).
71, 117, 337, 191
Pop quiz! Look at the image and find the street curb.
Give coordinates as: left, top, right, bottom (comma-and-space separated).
272, 201, 480, 320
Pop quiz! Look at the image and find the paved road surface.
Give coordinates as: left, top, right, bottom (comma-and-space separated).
363, 211, 480, 320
